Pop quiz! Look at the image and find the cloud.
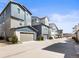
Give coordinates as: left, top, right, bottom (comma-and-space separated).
49, 10, 79, 33
49, 11, 79, 23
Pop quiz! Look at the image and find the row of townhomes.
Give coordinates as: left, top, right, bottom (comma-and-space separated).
73, 24, 79, 41
0, 1, 63, 42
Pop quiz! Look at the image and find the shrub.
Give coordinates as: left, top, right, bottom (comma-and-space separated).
41, 36, 44, 40
37, 36, 44, 41
0, 36, 4, 40
6, 37, 10, 42
10, 34, 18, 44
49, 37, 53, 40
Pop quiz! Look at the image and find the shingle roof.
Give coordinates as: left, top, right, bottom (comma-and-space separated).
49, 23, 58, 29
32, 16, 49, 21
32, 23, 50, 28
10, 26, 38, 32
32, 16, 40, 19
40, 23, 50, 28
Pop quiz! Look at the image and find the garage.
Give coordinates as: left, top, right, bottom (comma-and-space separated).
20, 32, 34, 42
12, 26, 37, 42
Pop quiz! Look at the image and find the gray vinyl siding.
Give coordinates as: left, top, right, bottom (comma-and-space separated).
42, 26, 49, 35
10, 18, 24, 28
0, 2, 32, 37
32, 17, 40, 26
3, 18, 11, 37
0, 4, 11, 37
33, 25, 49, 39
11, 4, 32, 26
24, 11, 31, 26
16, 27, 34, 32
11, 4, 25, 20
42, 26, 49, 39
0, 4, 11, 24
32, 16, 49, 26
33, 25, 41, 37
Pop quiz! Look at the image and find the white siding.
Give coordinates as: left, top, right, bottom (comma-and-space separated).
11, 18, 24, 28
11, 4, 25, 20
24, 12, 31, 26
41, 17, 49, 26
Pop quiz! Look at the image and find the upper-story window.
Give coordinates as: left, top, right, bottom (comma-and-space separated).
20, 23, 22, 26
18, 8, 20, 14
36, 19, 39, 23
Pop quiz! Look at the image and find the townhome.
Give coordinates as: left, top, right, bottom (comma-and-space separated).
49, 23, 59, 39
32, 16, 49, 26
58, 29, 63, 38
73, 24, 79, 41
0, 1, 37, 42
32, 16, 49, 40
73, 24, 79, 34
0, 1, 62, 42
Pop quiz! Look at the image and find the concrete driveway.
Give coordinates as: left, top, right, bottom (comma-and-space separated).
0, 38, 78, 58
0, 40, 9, 47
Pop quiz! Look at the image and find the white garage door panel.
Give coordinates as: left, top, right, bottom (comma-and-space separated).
20, 33, 33, 42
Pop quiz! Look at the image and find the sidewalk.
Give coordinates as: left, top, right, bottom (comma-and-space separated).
0, 40, 8, 47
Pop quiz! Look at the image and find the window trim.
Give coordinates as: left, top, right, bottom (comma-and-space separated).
17, 8, 20, 14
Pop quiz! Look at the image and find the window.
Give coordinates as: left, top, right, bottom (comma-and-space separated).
20, 23, 22, 26
18, 8, 20, 14
36, 19, 39, 23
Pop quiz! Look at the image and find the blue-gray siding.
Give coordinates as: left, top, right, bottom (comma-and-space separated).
33, 25, 49, 39
11, 3, 31, 26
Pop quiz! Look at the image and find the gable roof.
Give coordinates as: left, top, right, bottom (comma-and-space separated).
10, 26, 38, 32
32, 16, 49, 21
0, 1, 32, 16
40, 16, 47, 19
49, 23, 59, 30
11, 16, 24, 21
40, 23, 50, 28
32, 16, 40, 20
32, 23, 50, 28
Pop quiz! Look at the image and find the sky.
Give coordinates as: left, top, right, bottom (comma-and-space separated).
0, 0, 79, 33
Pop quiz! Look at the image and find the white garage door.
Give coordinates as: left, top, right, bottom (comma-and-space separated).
20, 32, 34, 42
